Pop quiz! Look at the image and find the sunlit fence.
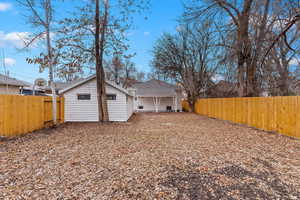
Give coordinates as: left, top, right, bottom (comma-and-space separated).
183, 96, 300, 139
0, 95, 64, 137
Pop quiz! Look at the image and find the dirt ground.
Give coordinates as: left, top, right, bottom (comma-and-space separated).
1, 113, 299, 199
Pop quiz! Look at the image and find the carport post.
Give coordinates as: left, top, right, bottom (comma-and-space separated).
175, 96, 178, 112
153, 96, 160, 112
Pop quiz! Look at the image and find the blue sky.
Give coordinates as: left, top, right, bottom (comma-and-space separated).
0, 0, 184, 83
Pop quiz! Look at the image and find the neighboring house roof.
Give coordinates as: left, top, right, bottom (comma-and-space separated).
132, 79, 181, 97
0, 74, 30, 87
41, 79, 84, 91
59, 75, 133, 96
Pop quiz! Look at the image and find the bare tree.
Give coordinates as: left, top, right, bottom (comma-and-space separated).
185, 0, 300, 97
151, 21, 221, 110
105, 55, 145, 88
95, 0, 109, 122
185, 0, 256, 96
18, 0, 57, 124
105, 54, 124, 85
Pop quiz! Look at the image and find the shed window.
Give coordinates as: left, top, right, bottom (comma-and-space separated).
77, 94, 91, 100
106, 94, 116, 100
138, 106, 144, 109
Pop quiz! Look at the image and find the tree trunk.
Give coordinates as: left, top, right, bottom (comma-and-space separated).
236, 0, 254, 97
95, 0, 109, 122
45, 0, 57, 125
187, 92, 197, 112
279, 69, 289, 96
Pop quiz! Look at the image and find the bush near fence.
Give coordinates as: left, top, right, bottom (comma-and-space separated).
183, 96, 300, 139
0, 95, 64, 137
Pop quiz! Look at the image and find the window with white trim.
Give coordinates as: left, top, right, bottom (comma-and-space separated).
106, 94, 117, 100
77, 94, 91, 100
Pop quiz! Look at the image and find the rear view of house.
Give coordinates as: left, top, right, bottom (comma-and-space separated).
59, 75, 134, 122
131, 79, 182, 112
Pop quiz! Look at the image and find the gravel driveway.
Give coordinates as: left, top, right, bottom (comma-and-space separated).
1, 113, 299, 199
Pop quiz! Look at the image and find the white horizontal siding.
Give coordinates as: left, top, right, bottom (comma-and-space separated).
126, 96, 134, 120
64, 79, 130, 122
106, 85, 128, 122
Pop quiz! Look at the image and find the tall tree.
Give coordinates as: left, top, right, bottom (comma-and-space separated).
18, 0, 57, 124
151, 20, 222, 110
185, 0, 300, 97
95, 0, 109, 122
55, 0, 149, 121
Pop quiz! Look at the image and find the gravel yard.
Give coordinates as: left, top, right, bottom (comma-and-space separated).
1, 113, 300, 199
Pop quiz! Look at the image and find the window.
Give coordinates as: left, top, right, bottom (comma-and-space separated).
77, 94, 91, 100
166, 106, 172, 111
138, 106, 144, 109
106, 94, 116, 100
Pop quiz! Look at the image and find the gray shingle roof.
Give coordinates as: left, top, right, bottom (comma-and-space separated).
59, 75, 133, 96
0, 74, 30, 87
132, 79, 180, 97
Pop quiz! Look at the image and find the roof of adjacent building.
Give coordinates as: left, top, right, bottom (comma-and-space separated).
0, 74, 30, 87
59, 75, 133, 96
131, 79, 181, 97
40, 79, 84, 91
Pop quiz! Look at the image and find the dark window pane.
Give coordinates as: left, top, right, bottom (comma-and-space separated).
78, 94, 91, 100
138, 106, 143, 109
106, 94, 116, 100
166, 106, 172, 111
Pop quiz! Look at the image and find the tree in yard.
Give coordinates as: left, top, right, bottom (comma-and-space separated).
261, 15, 300, 96
17, 0, 58, 124
105, 53, 124, 85
55, 0, 149, 122
184, 0, 300, 97
151, 20, 222, 111
105, 55, 145, 88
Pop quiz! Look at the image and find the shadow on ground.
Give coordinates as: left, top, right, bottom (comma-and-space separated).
160, 158, 300, 200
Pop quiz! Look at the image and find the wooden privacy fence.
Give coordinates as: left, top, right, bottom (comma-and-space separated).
0, 95, 64, 137
183, 96, 300, 139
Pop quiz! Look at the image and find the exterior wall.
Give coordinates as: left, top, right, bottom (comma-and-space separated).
126, 96, 134, 120
176, 91, 183, 111
64, 79, 130, 122
135, 97, 181, 112
0, 85, 20, 94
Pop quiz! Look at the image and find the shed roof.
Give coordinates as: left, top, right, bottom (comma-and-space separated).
59, 75, 133, 96
132, 79, 180, 97
0, 74, 30, 87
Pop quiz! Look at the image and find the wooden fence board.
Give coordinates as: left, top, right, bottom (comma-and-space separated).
296, 97, 300, 138
182, 96, 300, 139
0, 95, 64, 137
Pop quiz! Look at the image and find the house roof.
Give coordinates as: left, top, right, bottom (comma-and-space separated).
132, 79, 180, 97
40, 79, 84, 91
0, 74, 30, 87
59, 75, 133, 96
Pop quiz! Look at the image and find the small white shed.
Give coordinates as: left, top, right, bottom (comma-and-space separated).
59, 75, 134, 122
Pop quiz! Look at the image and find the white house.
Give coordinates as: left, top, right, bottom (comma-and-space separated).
59, 75, 134, 122
131, 79, 183, 112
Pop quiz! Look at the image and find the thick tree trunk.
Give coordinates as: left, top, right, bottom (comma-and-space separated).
187, 92, 197, 112
236, 0, 255, 97
279, 70, 289, 96
95, 0, 109, 122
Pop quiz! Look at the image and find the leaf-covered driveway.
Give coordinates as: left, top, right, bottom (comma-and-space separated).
1, 113, 299, 199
